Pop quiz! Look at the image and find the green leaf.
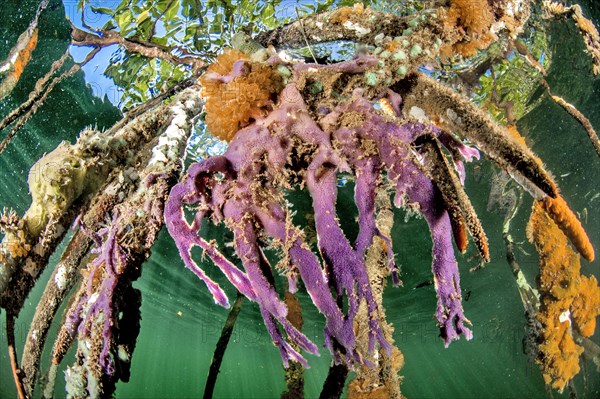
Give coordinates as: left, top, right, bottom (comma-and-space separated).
261, 4, 275, 20
90, 6, 114, 16
136, 10, 151, 25
164, 0, 181, 20
115, 9, 134, 33
102, 20, 116, 30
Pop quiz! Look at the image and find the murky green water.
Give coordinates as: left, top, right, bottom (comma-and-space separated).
1, 1, 599, 398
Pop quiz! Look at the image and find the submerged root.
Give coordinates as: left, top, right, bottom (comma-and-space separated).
528, 201, 600, 391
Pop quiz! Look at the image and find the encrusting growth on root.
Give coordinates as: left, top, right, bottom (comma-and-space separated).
539, 195, 595, 263
528, 201, 600, 391
348, 191, 405, 399
440, 0, 496, 58
0, 0, 47, 100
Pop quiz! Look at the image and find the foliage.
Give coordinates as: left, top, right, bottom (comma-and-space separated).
474, 30, 551, 124
79, 0, 392, 108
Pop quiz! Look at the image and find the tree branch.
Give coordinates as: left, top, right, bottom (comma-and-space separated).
6, 313, 27, 399
70, 23, 205, 70
255, 4, 416, 49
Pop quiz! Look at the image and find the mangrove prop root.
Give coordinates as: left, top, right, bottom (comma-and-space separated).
319, 363, 349, 399
395, 72, 558, 199
536, 77, 600, 160
6, 313, 27, 399
550, 94, 600, 159
349, 190, 405, 399
60, 88, 202, 398
21, 166, 138, 397
0, 0, 48, 100
0, 83, 200, 317
415, 134, 489, 261
0, 62, 83, 156
20, 229, 91, 397
0, 50, 69, 133
281, 290, 305, 399
51, 276, 88, 369
203, 292, 245, 399
487, 169, 542, 366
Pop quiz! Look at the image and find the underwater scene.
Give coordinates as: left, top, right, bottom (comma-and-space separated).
0, 0, 599, 398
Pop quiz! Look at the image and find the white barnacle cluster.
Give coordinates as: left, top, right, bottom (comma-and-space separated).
54, 264, 67, 289
343, 20, 371, 37
505, 0, 527, 18
149, 94, 203, 167
408, 106, 428, 123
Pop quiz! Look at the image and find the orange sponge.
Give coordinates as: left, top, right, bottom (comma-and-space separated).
540, 195, 595, 262
528, 201, 599, 391
199, 49, 283, 142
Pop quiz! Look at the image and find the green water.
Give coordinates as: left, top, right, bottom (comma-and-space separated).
1, 1, 599, 398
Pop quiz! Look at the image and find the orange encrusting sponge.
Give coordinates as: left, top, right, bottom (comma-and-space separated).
440, 0, 495, 58
540, 195, 595, 262
528, 201, 600, 391
199, 49, 283, 142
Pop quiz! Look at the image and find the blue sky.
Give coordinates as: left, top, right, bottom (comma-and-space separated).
63, 0, 122, 106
